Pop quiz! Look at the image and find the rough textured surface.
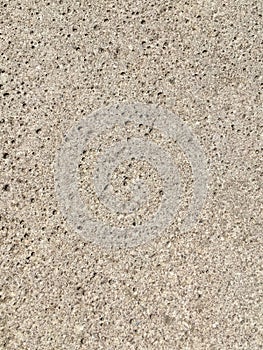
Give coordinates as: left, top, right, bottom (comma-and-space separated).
55, 103, 208, 248
0, 1, 262, 349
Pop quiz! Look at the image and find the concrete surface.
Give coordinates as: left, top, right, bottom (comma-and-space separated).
0, 0, 262, 349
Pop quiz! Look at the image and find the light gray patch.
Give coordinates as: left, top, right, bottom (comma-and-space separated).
54, 103, 208, 248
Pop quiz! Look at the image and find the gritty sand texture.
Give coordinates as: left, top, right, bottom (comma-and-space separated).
0, 1, 262, 349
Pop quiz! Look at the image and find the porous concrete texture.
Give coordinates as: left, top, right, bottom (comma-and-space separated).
55, 103, 208, 248
0, 1, 262, 349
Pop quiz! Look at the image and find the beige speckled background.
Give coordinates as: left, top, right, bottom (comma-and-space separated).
0, 1, 262, 349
